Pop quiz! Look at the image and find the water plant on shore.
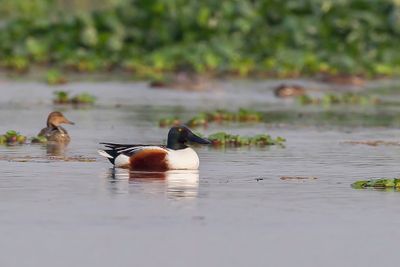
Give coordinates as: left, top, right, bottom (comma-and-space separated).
206, 132, 285, 147
296, 93, 380, 106
2, 0, 400, 77
46, 69, 67, 85
53, 91, 96, 105
159, 109, 263, 128
352, 178, 400, 190
0, 130, 27, 145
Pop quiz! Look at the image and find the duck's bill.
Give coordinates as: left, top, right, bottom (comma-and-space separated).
66, 120, 75, 125
189, 133, 211, 145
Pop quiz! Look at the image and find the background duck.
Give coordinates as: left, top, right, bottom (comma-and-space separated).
274, 84, 306, 98
98, 126, 210, 171
38, 111, 74, 143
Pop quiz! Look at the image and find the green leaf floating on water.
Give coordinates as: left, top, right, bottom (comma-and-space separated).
31, 136, 48, 144
0, 130, 27, 145
297, 93, 380, 106
207, 132, 285, 147
352, 178, 400, 189
159, 108, 264, 128
53, 91, 96, 105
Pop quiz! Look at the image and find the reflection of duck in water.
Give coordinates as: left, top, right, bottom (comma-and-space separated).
38, 111, 74, 143
98, 126, 210, 170
109, 169, 199, 198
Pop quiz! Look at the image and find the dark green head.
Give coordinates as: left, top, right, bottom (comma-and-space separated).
167, 126, 210, 150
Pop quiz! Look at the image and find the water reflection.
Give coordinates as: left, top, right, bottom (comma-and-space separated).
107, 169, 199, 199
45, 143, 68, 156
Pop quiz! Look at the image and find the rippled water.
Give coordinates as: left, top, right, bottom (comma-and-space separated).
1, 80, 400, 267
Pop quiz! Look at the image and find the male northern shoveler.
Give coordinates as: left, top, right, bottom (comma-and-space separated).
98, 126, 211, 171
38, 111, 74, 143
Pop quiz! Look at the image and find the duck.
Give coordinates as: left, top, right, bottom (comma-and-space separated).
274, 84, 306, 98
98, 125, 211, 171
38, 111, 74, 143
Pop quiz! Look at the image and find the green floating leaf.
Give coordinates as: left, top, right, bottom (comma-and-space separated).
207, 132, 285, 147
0, 130, 27, 145
297, 93, 380, 106
159, 108, 264, 128
31, 135, 48, 144
46, 69, 67, 85
352, 178, 400, 189
53, 91, 96, 105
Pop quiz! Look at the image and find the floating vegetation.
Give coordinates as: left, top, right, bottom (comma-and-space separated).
70, 93, 96, 105
280, 176, 318, 180
296, 93, 380, 106
343, 140, 400, 147
352, 178, 400, 190
158, 117, 181, 127
53, 91, 96, 105
0, 130, 27, 145
159, 109, 263, 128
46, 69, 67, 85
31, 135, 48, 144
206, 132, 285, 147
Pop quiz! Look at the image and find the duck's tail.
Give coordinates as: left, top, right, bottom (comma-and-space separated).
97, 149, 118, 165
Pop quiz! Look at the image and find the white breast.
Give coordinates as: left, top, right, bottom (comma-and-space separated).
166, 148, 200, 170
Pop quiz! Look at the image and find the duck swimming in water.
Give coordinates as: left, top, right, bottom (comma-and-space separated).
38, 111, 74, 143
98, 126, 210, 171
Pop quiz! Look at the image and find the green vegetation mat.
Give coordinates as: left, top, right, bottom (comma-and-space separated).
159, 109, 262, 127
53, 91, 96, 105
352, 178, 400, 189
207, 132, 285, 147
0, 130, 27, 145
1, 0, 400, 76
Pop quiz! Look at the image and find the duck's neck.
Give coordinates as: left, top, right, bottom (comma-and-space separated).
167, 141, 188, 150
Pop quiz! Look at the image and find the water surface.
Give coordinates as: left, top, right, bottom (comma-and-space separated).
1, 80, 400, 267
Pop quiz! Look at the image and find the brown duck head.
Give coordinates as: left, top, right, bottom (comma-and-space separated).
46, 111, 74, 128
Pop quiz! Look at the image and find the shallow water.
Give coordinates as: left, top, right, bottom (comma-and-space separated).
1, 80, 400, 267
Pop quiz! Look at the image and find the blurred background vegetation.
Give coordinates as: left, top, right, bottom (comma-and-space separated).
1, 0, 400, 77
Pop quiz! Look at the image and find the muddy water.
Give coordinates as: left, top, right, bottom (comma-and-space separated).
1, 80, 400, 267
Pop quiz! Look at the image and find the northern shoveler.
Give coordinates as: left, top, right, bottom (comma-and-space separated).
38, 111, 74, 143
98, 126, 211, 171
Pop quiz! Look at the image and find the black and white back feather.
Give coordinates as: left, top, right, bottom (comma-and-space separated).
98, 142, 166, 165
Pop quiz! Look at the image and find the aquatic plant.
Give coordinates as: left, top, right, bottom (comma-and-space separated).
159, 109, 263, 128
352, 178, 400, 190
207, 132, 285, 147
46, 69, 67, 85
296, 93, 380, 106
70, 93, 96, 104
53, 91, 96, 105
158, 117, 181, 127
31, 135, 48, 144
2, 0, 400, 77
53, 91, 70, 104
0, 130, 27, 145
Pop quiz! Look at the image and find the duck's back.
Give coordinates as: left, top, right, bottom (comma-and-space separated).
38, 126, 70, 143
